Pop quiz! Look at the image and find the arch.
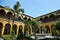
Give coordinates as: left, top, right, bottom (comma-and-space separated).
18, 25, 23, 35
28, 27, 31, 34
49, 14, 56, 21
24, 17, 27, 20
28, 18, 31, 21
18, 25, 23, 36
56, 15, 60, 20
36, 27, 39, 33
13, 24, 17, 34
40, 18, 44, 22
45, 25, 50, 33
51, 24, 55, 33
6, 12, 12, 18
4, 23, 11, 35
0, 22, 3, 35
0, 9, 6, 16
40, 26, 43, 33
43, 16, 49, 22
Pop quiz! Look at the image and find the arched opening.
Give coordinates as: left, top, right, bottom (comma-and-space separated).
32, 27, 34, 31
0, 22, 3, 35
43, 16, 49, 23
0, 9, 6, 17
28, 27, 31, 34
28, 18, 31, 21
6, 12, 12, 19
40, 26, 43, 33
45, 25, 50, 33
51, 25, 55, 33
18, 25, 23, 35
40, 18, 44, 22
4, 23, 11, 35
49, 14, 56, 21
13, 24, 17, 34
36, 27, 39, 33
56, 15, 60, 20
24, 17, 27, 20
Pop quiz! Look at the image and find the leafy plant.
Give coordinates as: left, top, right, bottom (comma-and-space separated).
17, 28, 24, 40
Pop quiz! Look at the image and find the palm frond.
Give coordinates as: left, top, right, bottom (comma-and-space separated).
19, 8, 24, 13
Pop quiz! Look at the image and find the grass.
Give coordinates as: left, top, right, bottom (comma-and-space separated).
2, 35, 11, 39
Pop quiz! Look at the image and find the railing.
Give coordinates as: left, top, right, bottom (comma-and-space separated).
30, 33, 60, 39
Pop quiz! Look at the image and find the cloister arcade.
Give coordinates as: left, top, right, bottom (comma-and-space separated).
0, 7, 33, 35
0, 6, 60, 35
38, 10, 60, 34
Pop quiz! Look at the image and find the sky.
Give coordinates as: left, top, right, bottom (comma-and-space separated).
0, 0, 60, 18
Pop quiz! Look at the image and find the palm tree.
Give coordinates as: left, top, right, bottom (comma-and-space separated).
13, 2, 25, 40
13, 2, 24, 17
13, 1, 24, 23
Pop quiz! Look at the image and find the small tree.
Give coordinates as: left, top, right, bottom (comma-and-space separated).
17, 28, 24, 40
24, 19, 32, 37
13, 2, 24, 16
10, 29, 16, 40
53, 21, 60, 35
31, 20, 39, 33
31, 20, 39, 40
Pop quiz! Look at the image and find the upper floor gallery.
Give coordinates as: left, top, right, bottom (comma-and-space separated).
37, 10, 60, 23
0, 6, 34, 22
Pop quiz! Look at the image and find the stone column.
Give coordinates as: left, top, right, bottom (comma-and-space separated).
30, 27, 32, 34
1, 24, 5, 35
39, 27, 40, 33
22, 25, 24, 34
10, 24, 12, 35
17, 25, 19, 35
50, 26, 52, 33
